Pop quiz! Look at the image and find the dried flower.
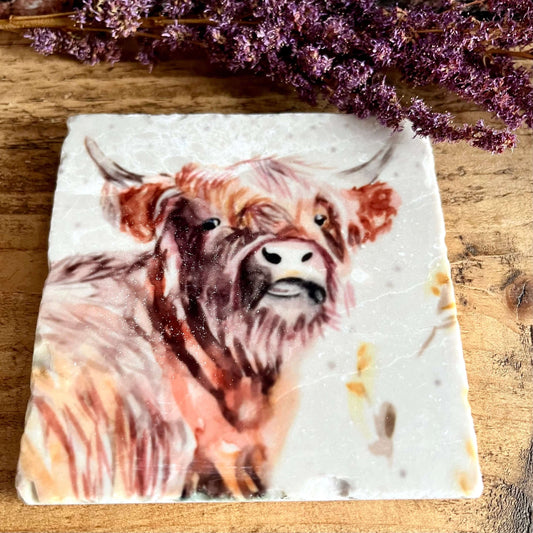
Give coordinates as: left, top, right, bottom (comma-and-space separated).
25, 28, 122, 64
12, 0, 533, 152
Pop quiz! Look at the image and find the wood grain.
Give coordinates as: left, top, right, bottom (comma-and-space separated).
0, 31, 531, 533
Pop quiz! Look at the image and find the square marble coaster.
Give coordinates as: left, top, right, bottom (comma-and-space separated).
17, 114, 482, 504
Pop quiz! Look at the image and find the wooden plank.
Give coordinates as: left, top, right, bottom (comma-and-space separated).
0, 250, 48, 293
0, 215, 50, 250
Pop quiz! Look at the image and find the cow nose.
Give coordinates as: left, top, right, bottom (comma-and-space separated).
261, 245, 314, 265
262, 247, 282, 265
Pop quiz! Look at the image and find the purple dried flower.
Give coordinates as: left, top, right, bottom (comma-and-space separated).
25, 28, 122, 64
20, 0, 533, 151
158, 0, 195, 18
161, 22, 197, 47
297, 45, 333, 79
74, 0, 155, 38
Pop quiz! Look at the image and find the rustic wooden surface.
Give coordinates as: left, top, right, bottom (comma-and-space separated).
0, 31, 532, 533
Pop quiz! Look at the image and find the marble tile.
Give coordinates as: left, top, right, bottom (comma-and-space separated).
17, 114, 482, 503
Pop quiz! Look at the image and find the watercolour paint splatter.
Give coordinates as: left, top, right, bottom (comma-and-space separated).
16, 114, 482, 503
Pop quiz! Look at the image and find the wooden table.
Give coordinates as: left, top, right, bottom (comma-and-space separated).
0, 31, 531, 533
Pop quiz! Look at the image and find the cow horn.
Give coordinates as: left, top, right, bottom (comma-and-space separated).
339, 136, 398, 185
85, 137, 143, 188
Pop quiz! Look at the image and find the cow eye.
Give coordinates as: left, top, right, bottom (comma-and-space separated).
314, 214, 327, 227
201, 218, 221, 231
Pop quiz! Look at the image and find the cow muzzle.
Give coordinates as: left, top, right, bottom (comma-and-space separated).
243, 239, 329, 307
266, 278, 326, 304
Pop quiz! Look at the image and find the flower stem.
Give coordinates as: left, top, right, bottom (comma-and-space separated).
0, 13, 76, 31
0, 13, 243, 33
486, 49, 533, 60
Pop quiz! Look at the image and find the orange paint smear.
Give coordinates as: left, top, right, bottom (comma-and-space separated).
357, 343, 372, 373
440, 302, 456, 311
436, 272, 450, 285
346, 381, 367, 397
466, 439, 478, 461
456, 470, 478, 496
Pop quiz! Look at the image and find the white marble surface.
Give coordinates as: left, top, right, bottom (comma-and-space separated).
18, 114, 482, 503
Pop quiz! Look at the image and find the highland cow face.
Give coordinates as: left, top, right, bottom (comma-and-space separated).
157, 183, 338, 351
87, 138, 399, 366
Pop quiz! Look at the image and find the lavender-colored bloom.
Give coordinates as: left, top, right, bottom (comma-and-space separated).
158, 0, 195, 18
22, 0, 533, 151
74, 0, 156, 38
25, 28, 122, 64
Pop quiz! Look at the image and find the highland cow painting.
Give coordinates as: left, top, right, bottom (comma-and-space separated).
17, 114, 482, 503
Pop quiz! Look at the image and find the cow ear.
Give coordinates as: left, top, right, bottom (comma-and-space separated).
85, 137, 175, 242
111, 183, 175, 242
343, 182, 400, 247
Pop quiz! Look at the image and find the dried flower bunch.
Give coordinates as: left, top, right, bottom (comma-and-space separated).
2, 0, 533, 152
